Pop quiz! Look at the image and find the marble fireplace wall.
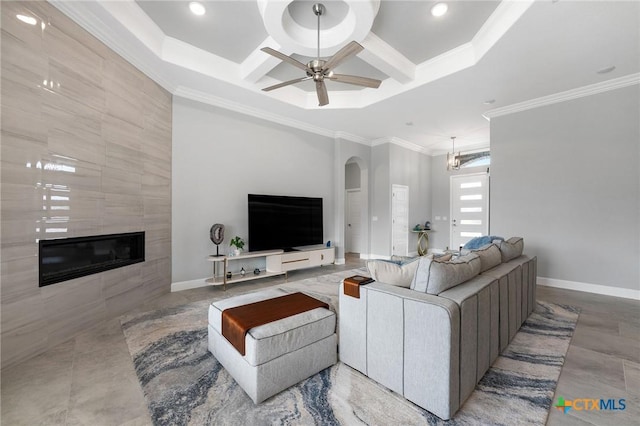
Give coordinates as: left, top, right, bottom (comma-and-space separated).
1, 1, 172, 369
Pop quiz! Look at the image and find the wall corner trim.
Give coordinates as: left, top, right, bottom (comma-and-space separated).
537, 277, 640, 301
484, 73, 640, 119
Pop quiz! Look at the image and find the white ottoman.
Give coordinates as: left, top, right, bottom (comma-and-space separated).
207, 288, 337, 403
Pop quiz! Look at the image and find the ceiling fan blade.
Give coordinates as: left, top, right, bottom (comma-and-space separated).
321, 41, 364, 72
261, 47, 309, 72
329, 73, 382, 88
316, 80, 329, 106
262, 76, 311, 92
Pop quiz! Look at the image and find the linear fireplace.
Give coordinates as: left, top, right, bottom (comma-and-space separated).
39, 232, 145, 287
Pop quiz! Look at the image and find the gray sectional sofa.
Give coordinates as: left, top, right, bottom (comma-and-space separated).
338, 238, 537, 420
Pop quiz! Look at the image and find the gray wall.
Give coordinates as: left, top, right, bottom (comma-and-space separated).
369, 143, 432, 257
345, 162, 361, 189
390, 144, 432, 255
334, 139, 371, 261
490, 85, 639, 290
1, 2, 172, 369
172, 98, 335, 282
430, 155, 487, 250
370, 144, 391, 256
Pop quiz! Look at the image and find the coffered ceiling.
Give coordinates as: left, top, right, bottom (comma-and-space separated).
48, 0, 639, 153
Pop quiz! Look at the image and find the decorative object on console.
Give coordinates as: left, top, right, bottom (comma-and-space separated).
229, 236, 245, 256
411, 227, 431, 256
447, 136, 460, 170
209, 223, 225, 257
253, 268, 260, 275
240, 267, 246, 276
226, 271, 232, 280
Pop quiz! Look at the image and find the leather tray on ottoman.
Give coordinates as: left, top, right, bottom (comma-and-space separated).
207, 288, 337, 403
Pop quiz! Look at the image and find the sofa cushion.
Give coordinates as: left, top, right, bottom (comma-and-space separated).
471, 243, 502, 272
411, 253, 481, 295
367, 257, 420, 288
496, 237, 524, 262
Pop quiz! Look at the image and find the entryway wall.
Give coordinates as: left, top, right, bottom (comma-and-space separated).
430, 156, 488, 250
345, 161, 364, 254
333, 138, 371, 264
368, 143, 432, 258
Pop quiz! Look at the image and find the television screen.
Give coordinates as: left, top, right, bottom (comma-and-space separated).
248, 194, 323, 251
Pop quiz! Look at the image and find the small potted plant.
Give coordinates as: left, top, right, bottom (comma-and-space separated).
229, 236, 245, 256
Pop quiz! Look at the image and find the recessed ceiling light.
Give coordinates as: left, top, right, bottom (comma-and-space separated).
189, 2, 206, 16
405, 122, 414, 126
16, 14, 37, 25
483, 99, 496, 105
596, 65, 616, 75
431, 3, 448, 17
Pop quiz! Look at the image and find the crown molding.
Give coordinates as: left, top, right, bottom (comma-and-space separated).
430, 142, 491, 157
371, 137, 430, 154
51, 0, 531, 112
484, 73, 640, 119
334, 132, 372, 146
48, 0, 176, 93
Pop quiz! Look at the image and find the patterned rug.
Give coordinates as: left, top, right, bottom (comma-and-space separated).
120, 268, 579, 425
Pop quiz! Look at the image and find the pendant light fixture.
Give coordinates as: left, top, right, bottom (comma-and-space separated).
447, 136, 460, 170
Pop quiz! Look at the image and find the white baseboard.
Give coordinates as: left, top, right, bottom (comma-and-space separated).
171, 278, 208, 292
537, 277, 640, 300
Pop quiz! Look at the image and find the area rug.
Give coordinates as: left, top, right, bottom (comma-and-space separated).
120, 268, 580, 426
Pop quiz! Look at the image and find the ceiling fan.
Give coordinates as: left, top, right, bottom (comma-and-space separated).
261, 3, 382, 106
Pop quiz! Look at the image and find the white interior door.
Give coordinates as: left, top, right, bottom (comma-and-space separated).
345, 189, 363, 253
450, 174, 489, 250
391, 184, 409, 256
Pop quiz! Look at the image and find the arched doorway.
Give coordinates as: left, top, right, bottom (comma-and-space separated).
344, 156, 368, 258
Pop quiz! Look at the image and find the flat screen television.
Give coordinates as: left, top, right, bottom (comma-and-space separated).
248, 194, 323, 252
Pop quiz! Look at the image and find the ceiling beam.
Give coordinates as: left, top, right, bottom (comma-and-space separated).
359, 32, 415, 83
241, 37, 289, 83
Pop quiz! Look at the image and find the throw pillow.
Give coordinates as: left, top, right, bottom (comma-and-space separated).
367, 257, 421, 288
427, 253, 481, 294
497, 237, 524, 262
411, 253, 470, 294
471, 243, 502, 272
463, 235, 504, 250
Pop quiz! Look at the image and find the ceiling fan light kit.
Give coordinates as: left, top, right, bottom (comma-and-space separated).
261, 3, 382, 107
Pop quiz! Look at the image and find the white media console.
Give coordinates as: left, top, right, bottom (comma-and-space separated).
206, 246, 335, 289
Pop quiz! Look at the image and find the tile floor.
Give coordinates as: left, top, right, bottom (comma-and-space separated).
1, 256, 639, 425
